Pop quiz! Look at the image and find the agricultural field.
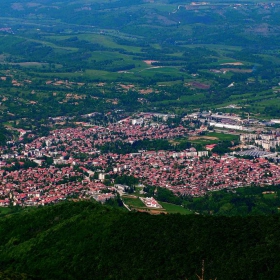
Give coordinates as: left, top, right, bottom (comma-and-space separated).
160, 202, 193, 215
0, 0, 280, 125
206, 132, 239, 142
122, 196, 146, 209
187, 136, 219, 146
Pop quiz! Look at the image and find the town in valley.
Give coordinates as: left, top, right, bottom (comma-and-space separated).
1, 109, 280, 212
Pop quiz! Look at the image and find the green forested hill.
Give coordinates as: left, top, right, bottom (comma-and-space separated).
1, 1, 280, 120
0, 201, 279, 280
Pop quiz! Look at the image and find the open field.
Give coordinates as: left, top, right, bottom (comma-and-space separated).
160, 202, 192, 215
206, 132, 239, 141
188, 136, 218, 141
0, 207, 12, 216
263, 193, 276, 200
122, 196, 146, 208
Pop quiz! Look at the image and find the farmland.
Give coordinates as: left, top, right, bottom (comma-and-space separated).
0, 0, 279, 126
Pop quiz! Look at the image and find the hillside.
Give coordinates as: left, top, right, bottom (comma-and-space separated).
0, 201, 279, 280
1, 0, 280, 122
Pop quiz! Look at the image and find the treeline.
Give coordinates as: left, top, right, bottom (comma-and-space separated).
1, 159, 38, 172
114, 174, 139, 186
98, 139, 192, 154
144, 185, 183, 205
0, 125, 11, 145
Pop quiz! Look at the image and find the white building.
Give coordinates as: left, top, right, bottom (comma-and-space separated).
209, 122, 243, 130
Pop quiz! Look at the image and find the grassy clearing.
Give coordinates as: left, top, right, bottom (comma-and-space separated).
32, 71, 86, 79
89, 51, 140, 65
184, 44, 242, 52
217, 58, 245, 64
18, 35, 79, 52
90, 51, 125, 61
206, 132, 239, 141
144, 3, 176, 12
80, 33, 143, 53
122, 197, 146, 208
84, 69, 120, 79
263, 193, 276, 200
157, 80, 183, 86
189, 139, 218, 145
7, 62, 49, 68
0, 207, 12, 216
160, 202, 192, 215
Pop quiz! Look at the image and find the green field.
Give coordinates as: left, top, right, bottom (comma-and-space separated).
263, 193, 276, 200
122, 197, 146, 208
0, 207, 12, 216
206, 132, 239, 141
160, 202, 192, 215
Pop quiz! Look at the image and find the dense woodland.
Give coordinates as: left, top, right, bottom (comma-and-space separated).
0, 201, 280, 280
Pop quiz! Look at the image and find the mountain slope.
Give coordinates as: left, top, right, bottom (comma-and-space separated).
0, 201, 280, 279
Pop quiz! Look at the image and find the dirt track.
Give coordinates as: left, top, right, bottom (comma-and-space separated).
188, 136, 218, 140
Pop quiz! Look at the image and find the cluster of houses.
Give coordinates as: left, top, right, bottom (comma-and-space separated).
0, 166, 113, 206
109, 152, 280, 196
0, 121, 192, 206
19, 121, 190, 160
1, 115, 280, 207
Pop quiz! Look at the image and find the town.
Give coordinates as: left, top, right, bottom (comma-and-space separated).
1, 110, 280, 208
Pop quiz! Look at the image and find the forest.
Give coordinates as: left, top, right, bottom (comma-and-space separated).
0, 201, 280, 280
